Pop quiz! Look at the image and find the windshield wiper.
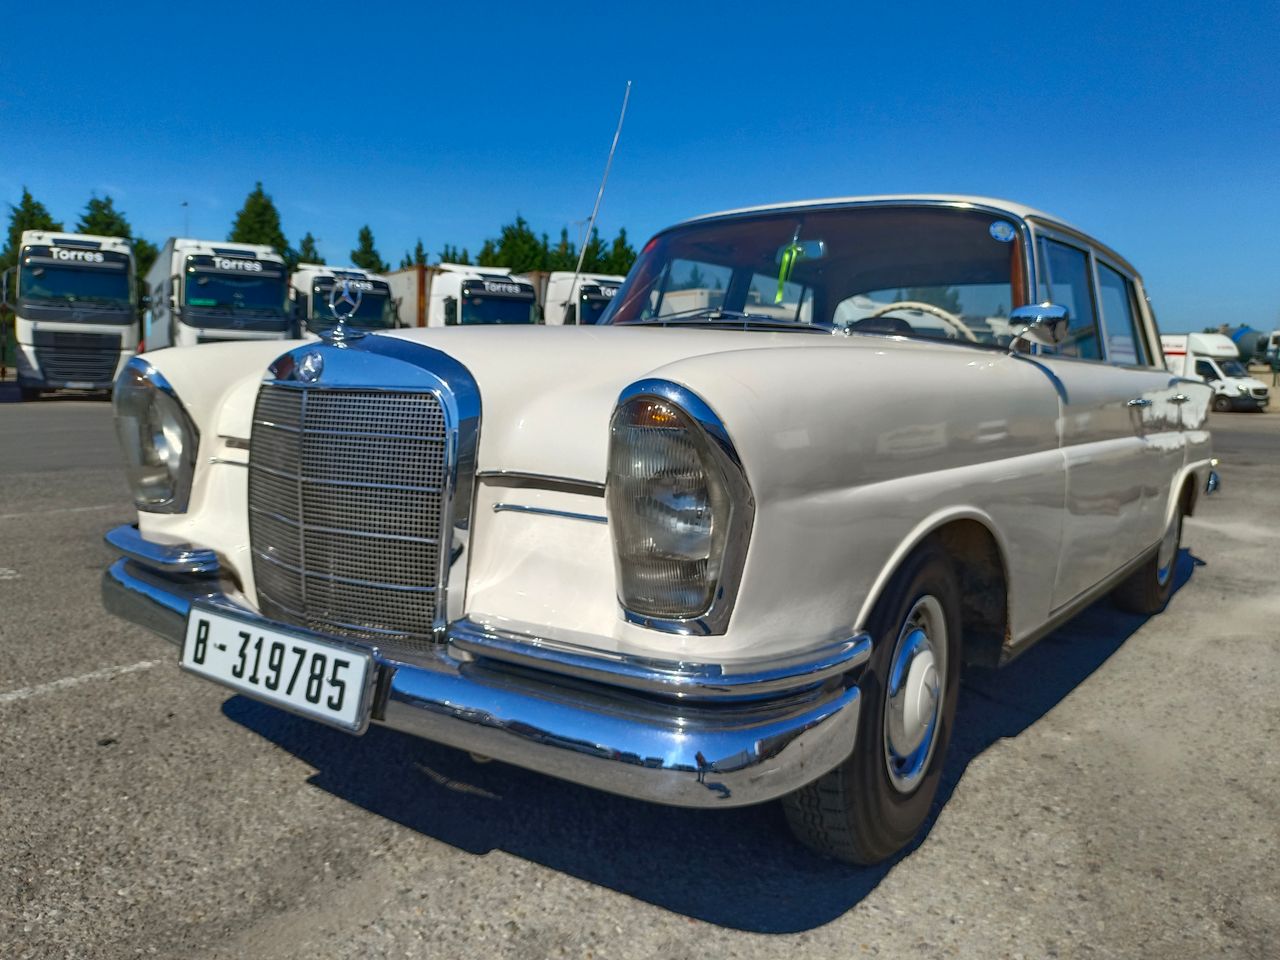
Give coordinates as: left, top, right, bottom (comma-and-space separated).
628, 307, 828, 333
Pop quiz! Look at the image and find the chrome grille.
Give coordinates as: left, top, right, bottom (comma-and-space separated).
248, 384, 450, 648
1251, 387, 1268, 400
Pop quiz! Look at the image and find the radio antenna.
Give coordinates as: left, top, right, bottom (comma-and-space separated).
570, 81, 631, 308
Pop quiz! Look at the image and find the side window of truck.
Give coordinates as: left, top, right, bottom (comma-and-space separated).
1038, 238, 1100, 360
1195, 360, 1219, 381
1096, 262, 1149, 366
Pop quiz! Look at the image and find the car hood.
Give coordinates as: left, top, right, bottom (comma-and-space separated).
378, 325, 851, 481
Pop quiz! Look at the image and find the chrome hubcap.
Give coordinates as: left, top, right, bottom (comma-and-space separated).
1156, 511, 1180, 586
883, 595, 946, 793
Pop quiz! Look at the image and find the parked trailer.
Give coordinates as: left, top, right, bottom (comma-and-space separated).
2, 231, 137, 400
520, 271, 624, 325
1163, 332, 1269, 412
290, 264, 395, 335
145, 238, 290, 348
385, 263, 537, 327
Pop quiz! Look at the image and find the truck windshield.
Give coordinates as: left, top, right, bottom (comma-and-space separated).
603, 205, 1025, 347
461, 295, 537, 325
579, 295, 613, 325
1220, 359, 1248, 378
310, 286, 394, 329
186, 269, 287, 314
19, 261, 131, 307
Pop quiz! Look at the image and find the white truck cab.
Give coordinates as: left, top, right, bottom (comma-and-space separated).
290, 264, 395, 335
1163, 332, 1269, 412
3, 230, 138, 400
385, 263, 538, 327
144, 238, 290, 349
522, 271, 624, 325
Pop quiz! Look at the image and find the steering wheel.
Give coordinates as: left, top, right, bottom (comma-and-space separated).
863, 300, 978, 343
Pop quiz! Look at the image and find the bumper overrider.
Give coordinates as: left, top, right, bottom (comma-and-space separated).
102, 524, 871, 808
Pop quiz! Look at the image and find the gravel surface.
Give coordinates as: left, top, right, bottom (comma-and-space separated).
1, 392, 1277, 959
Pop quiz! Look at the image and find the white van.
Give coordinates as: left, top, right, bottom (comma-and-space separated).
1162, 332, 1269, 412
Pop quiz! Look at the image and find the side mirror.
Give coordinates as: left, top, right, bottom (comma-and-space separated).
443, 296, 457, 326
1010, 302, 1069, 347
1, 266, 13, 307
169, 274, 181, 310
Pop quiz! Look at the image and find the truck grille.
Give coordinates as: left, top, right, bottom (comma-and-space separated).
32, 330, 121, 384
1251, 387, 1269, 400
248, 384, 451, 648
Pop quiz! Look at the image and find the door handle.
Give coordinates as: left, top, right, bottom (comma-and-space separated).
1170, 393, 1191, 404
1126, 397, 1153, 407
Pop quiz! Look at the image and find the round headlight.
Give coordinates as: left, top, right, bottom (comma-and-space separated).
113, 359, 199, 513
606, 381, 753, 633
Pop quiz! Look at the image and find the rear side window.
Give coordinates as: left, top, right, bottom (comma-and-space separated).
1096, 262, 1149, 366
1038, 239, 1100, 360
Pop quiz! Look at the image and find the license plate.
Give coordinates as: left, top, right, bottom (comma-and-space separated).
182, 605, 375, 732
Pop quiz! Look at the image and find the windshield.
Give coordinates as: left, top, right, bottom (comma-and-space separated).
310, 284, 395, 330
579, 295, 614, 325
461, 295, 536, 325
602, 205, 1027, 346
185, 263, 287, 315
1220, 359, 1248, 378
19, 249, 132, 307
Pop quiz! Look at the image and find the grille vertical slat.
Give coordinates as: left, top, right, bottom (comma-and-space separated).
248, 384, 450, 648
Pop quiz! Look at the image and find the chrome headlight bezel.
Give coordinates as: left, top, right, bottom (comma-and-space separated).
606, 378, 754, 636
113, 357, 200, 514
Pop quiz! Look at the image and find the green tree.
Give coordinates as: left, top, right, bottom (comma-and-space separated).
297, 232, 324, 265
228, 182, 290, 262
399, 238, 428, 269
547, 228, 577, 271
2, 187, 62, 270
475, 238, 500, 267
601, 227, 636, 275
131, 237, 159, 286
350, 225, 389, 273
578, 227, 608, 272
74, 194, 158, 284
439, 244, 471, 265
76, 195, 131, 238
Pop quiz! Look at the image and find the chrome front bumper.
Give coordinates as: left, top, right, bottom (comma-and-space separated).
102, 525, 869, 808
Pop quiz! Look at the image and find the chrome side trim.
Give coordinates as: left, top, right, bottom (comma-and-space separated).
104, 524, 220, 576
477, 471, 606, 497
491, 503, 607, 524
608, 378, 755, 636
101, 553, 865, 808
450, 615, 871, 700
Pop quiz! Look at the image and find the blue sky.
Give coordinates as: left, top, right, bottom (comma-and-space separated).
1, 0, 1276, 332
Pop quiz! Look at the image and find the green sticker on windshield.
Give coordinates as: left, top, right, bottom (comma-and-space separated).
189, 297, 217, 306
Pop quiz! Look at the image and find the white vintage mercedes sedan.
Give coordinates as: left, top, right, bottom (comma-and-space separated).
103, 196, 1218, 864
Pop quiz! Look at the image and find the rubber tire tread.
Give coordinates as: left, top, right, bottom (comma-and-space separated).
1112, 508, 1181, 615
782, 542, 962, 865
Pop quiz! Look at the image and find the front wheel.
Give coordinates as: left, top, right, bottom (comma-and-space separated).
19, 386, 40, 402
1112, 501, 1182, 614
782, 543, 962, 865
1211, 394, 1232, 413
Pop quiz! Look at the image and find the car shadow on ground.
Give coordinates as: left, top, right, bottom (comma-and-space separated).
224, 550, 1201, 934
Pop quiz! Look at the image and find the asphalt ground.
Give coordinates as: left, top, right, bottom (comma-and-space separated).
0, 384, 1277, 960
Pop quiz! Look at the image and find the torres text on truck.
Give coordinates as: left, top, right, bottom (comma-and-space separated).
4, 231, 138, 400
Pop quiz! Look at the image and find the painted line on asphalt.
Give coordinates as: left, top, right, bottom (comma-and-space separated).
0, 659, 165, 706
0, 503, 122, 522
